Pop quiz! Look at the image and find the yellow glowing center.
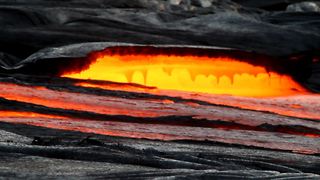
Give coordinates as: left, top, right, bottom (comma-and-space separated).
62, 54, 306, 97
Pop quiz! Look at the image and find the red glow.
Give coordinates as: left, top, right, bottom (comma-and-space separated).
0, 111, 66, 119
0, 115, 318, 154
0, 82, 318, 120
73, 81, 319, 120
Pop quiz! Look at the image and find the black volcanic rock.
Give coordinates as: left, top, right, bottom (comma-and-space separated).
287, 1, 320, 12
0, 0, 319, 58
1, 0, 320, 91
233, 0, 306, 10
0, 1, 319, 179
0, 122, 319, 179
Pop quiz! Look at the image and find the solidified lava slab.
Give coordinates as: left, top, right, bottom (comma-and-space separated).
0, 75, 319, 154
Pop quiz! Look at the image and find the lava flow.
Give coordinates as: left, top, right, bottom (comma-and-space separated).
0, 111, 67, 119
62, 47, 306, 97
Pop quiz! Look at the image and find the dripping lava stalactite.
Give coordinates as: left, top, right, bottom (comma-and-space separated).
61, 46, 308, 97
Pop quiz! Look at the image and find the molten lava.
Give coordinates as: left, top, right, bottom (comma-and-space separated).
63, 50, 306, 97
0, 111, 66, 119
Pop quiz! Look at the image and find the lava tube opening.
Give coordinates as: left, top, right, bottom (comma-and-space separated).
61, 47, 307, 97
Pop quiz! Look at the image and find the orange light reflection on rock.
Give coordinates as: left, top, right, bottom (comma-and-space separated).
0, 111, 67, 119
0, 83, 164, 117
63, 55, 306, 97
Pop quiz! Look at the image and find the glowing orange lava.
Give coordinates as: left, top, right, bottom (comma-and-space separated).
0, 111, 66, 119
63, 54, 306, 97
